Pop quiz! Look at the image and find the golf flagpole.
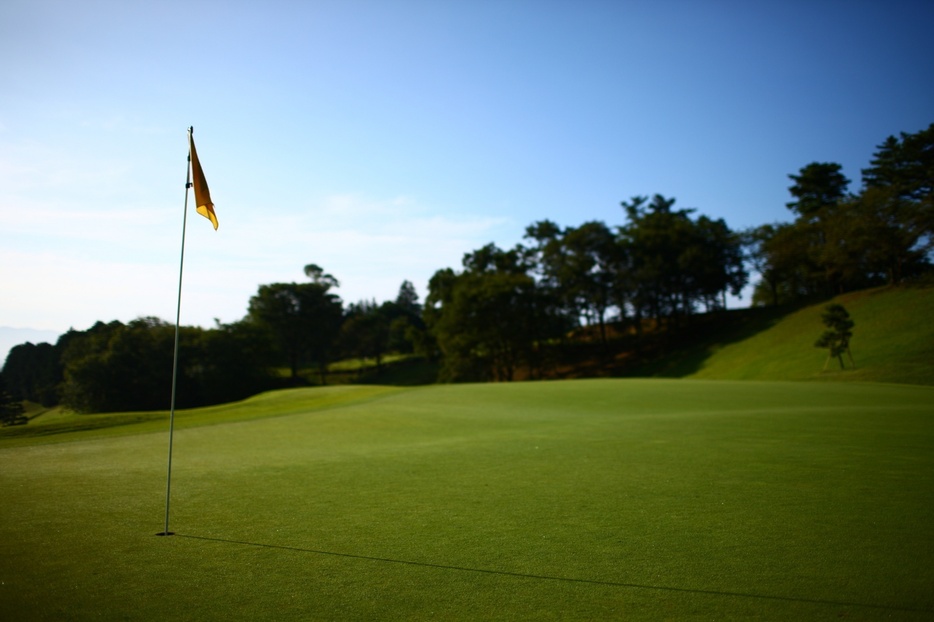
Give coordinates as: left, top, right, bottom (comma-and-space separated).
160, 126, 218, 536
159, 129, 193, 536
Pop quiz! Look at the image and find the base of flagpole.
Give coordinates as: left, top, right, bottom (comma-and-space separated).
155, 532, 175, 537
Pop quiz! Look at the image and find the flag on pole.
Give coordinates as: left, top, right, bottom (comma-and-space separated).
188, 131, 218, 230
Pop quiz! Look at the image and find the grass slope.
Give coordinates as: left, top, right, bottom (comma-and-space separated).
658, 285, 934, 385
2, 379, 933, 620
0, 385, 402, 447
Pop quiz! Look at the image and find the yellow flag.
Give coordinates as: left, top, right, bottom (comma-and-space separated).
189, 131, 218, 230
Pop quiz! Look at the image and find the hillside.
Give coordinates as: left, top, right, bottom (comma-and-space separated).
352, 284, 934, 387
653, 285, 934, 385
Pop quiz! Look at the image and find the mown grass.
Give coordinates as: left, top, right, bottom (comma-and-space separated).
677, 285, 934, 385
2, 379, 933, 620
0, 385, 402, 447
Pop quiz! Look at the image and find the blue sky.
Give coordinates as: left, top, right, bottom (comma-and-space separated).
2, 0, 932, 338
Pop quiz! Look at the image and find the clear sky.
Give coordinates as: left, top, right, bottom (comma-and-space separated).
2, 0, 932, 336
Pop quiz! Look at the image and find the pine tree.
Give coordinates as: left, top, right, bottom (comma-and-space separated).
814, 303, 855, 370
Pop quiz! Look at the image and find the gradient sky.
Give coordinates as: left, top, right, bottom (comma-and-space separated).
2, 0, 932, 337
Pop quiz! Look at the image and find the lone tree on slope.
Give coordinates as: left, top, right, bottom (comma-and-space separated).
815, 303, 855, 370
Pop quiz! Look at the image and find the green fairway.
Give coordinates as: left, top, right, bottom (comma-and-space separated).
2, 380, 933, 620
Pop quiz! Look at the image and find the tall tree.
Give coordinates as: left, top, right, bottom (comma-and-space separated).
395, 280, 421, 316
786, 162, 850, 219
752, 162, 862, 299
862, 123, 934, 208
753, 127, 934, 302
52, 318, 276, 413
523, 220, 577, 331
2, 341, 60, 405
341, 300, 392, 371
690, 215, 748, 310
861, 123, 934, 274
390, 280, 426, 354
199, 320, 278, 404
304, 263, 341, 288
621, 195, 692, 321
815, 303, 855, 370
847, 187, 929, 284
427, 270, 540, 382
58, 318, 202, 413
557, 221, 619, 343
746, 222, 824, 306
621, 194, 743, 322
248, 271, 343, 383
425, 244, 562, 382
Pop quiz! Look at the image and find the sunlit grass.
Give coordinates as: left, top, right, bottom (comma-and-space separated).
0, 385, 404, 447
687, 285, 934, 385
2, 379, 933, 620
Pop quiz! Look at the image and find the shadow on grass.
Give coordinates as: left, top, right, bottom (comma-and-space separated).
0, 412, 165, 440
172, 533, 928, 615
628, 304, 803, 378
354, 357, 439, 386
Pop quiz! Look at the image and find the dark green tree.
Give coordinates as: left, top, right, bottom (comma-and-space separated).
787, 162, 850, 219
621, 195, 684, 322
341, 280, 428, 368
752, 156, 890, 302
395, 280, 421, 316
248, 271, 343, 383
860, 123, 934, 277
524, 221, 620, 343
56, 317, 277, 413
814, 303, 855, 370
862, 123, 934, 209
0, 373, 27, 426
557, 221, 619, 343
847, 187, 930, 284
522, 220, 578, 332
746, 222, 823, 306
2, 341, 60, 405
620, 195, 744, 321
59, 318, 198, 413
341, 300, 392, 371
389, 281, 426, 355
198, 319, 278, 404
689, 215, 748, 311
752, 127, 933, 303
427, 270, 539, 382
425, 244, 562, 382
59, 320, 127, 412
304, 263, 341, 288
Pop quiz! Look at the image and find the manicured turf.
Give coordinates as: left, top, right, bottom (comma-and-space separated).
684, 285, 934, 385
2, 380, 933, 620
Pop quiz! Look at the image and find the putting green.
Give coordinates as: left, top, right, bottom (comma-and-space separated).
2, 379, 932, 620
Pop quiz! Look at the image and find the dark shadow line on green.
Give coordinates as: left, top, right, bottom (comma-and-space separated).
173, 533, 929, 615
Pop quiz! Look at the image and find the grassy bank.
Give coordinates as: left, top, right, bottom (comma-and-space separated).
641, 285, 934, 385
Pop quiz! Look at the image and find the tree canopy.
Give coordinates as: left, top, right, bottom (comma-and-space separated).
3, 122, 932, 404
748, 123, 933, 303
248, 274, 343, 383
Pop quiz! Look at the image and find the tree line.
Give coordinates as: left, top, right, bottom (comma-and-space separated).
747, 124, 933, 304
3, 123, 931, 411
1, 267, 425, 414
